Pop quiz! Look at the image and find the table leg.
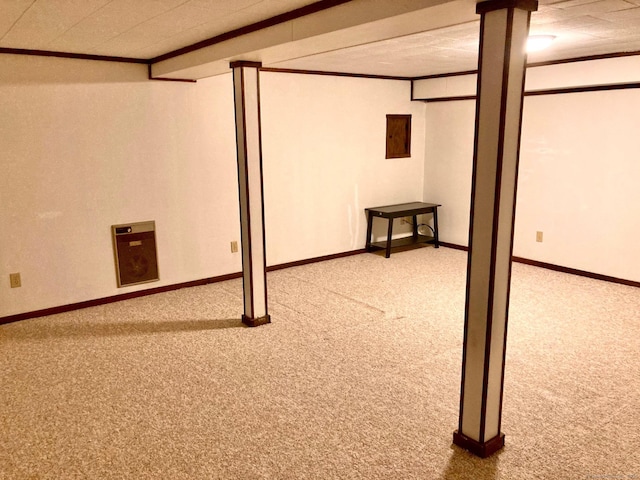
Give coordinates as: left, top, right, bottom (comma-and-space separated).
412, 215, 418, 239
433, 208, 440, 248
365, 211, 373, 251
386, 217, 394, 258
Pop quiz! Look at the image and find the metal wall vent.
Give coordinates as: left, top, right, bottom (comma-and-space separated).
111, 221, 159, 288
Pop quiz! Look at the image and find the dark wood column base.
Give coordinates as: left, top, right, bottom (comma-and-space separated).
242, 314, 271, 327
453, 431, 505, 458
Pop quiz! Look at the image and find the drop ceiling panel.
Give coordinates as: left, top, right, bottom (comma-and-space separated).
2, 0, 640, 78
554, 0, 636, 15
533, 5, 588, 23
0, 0, 110, 49
600, 5, 640, 17
46, 0, 189, 53
88, 3, 231, 56
0, 0, 40, 39
102, 0, 315, 58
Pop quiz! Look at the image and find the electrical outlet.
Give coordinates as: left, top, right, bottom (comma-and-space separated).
10, 273, 21, 288
230, 241, 239, 253
536, 231, 543, 243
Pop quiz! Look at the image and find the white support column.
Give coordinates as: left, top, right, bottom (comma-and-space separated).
453, 0, 537, 457
231, 61, 270, 327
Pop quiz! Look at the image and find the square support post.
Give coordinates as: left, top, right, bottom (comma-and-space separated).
453, 0, 537, 457
231, 61, 270, 327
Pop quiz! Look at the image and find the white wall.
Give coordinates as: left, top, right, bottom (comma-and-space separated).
423, 100, 475, 247
516, 90, 640, 281
261, 72, 425, 265
0, 55, 241, 318
423, 61, 640, 282
0, 57, 425, 318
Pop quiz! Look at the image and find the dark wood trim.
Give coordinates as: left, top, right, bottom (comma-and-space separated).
528, 50, 640, 68
147, 64, 197, 83
499, 5, 533, 437
476, 0, 538, 14
412, 69, 478, 81
441, 243, 640, 289
256, 67, 269, 318
0, 272, 242, 326
260, 67, 412, 82
242, 314, 271, 327
3, 245, 638, 326
238, 66, 255, 318
477, 4, 516, 442
512, 256, 640, 288
423, 95, 477, 103
0, 248, 367, 326
526, 82, 640, 96
459, 8, 487, 435
150, 0, 353, 64
439, 241, 468, 251
232, 66, 250, 318
453, 430, 505, 458
267, 248, 367, 272
412, 50, 640, 83
420, 82, 640, 102
147, 76, 197, 83
230, 61, 263, 69
442, 242, 470, 251
0, 47, 147, 64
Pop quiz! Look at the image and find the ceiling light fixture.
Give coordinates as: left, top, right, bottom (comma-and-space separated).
526, 35, 556, 52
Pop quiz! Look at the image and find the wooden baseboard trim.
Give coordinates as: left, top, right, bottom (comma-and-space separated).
266, 248, 367, 272
4, 245, 635, 325
0, 248, 367, 325
439, 242, 640, 288
0, 272, 242, 325
439, 241, 468, 252
511, 256, 640, 288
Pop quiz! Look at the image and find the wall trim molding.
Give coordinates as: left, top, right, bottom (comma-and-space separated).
511, 256, 640, 288
0, 47, 147, 64
412, 70, 478, 81
2, 242, 637, 325
528, 50, 640, 68
267, 248, 366, 272
0, 249, 366, 326
439, 242, 640, 288
3, 46, 640, 86
422, 95, 477, 103
260, 67, 412, 81
0, 273, 242, 326
418, 81, 640, 102
412, 50, 640, 82
525, 82, 640, 97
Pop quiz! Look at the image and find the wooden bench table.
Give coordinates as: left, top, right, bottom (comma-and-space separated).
365, 201, 441, 258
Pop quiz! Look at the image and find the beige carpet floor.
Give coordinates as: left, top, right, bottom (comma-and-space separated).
1, 247, 639, 479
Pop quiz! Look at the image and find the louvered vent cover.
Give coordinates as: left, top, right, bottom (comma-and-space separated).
111, 221, 159, 287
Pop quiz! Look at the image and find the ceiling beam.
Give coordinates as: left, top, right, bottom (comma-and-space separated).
151, 0, 476, 80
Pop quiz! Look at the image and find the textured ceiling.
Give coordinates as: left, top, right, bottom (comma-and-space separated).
274, 0, 640, 76
0, 0, 319, 58
1, 0, 640, 77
